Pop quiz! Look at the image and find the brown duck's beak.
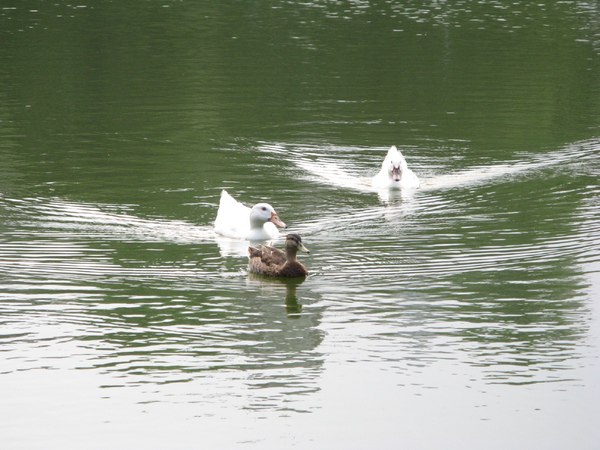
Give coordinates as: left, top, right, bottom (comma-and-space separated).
268, 212, 286, 228
392, 165, 402, 182
299, 243, 310, 254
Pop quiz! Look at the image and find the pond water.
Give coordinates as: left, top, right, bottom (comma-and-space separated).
1, 2, 599, 449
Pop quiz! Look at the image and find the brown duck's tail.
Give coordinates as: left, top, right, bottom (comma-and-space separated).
248, 247, 263, 258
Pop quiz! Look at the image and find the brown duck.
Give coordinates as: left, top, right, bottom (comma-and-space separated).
248, 233, 310, 278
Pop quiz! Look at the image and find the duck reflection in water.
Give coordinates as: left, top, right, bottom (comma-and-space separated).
247, 274, 306, 316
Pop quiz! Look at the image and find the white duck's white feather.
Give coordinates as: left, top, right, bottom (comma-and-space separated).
214, 190, 284, 241
372, 146, 420, 189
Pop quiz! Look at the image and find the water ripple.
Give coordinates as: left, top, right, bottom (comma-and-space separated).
0, 139, 598, 394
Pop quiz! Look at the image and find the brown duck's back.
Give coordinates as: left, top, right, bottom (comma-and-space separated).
258, 245, 287, 265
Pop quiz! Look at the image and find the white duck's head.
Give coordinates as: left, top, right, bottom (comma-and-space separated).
249, 203, 286, 229
385, 147, 408, 182
388, 158, 403, 182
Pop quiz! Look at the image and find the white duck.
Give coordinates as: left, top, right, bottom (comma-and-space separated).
214, 190, 286, 241
372, 146, 420, 189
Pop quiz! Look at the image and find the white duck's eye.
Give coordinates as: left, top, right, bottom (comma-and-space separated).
261, 206, 267, 211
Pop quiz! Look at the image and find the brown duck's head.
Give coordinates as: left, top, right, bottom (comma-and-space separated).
286, 233, 310, 253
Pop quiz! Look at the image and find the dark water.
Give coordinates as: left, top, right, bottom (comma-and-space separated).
1, 2, 599, 449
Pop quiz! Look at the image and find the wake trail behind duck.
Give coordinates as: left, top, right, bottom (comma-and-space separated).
1, 196, 216, 245
258, 139, 598, 193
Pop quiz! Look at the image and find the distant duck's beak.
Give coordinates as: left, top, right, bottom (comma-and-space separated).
392, 165, 402, 182
269, 212, 286, 228
299, 242, 310, 254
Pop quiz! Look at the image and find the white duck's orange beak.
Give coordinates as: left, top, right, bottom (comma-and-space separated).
268, 212, 286, 228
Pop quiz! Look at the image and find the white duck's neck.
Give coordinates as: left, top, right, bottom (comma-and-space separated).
249, 215, 266, 230
247, 217, 270, 240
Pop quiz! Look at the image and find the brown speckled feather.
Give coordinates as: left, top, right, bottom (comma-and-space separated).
258, 244, 287, 265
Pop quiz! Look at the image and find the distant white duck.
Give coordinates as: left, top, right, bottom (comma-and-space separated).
372, 146, 420, 189
214, 190, 286, 241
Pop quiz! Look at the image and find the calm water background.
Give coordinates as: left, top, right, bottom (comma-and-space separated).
1, 1, 600, 449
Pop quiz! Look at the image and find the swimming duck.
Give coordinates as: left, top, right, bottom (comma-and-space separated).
372, 146, 420, 189
214, 190, 286, 240
248, 233, 310, 278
